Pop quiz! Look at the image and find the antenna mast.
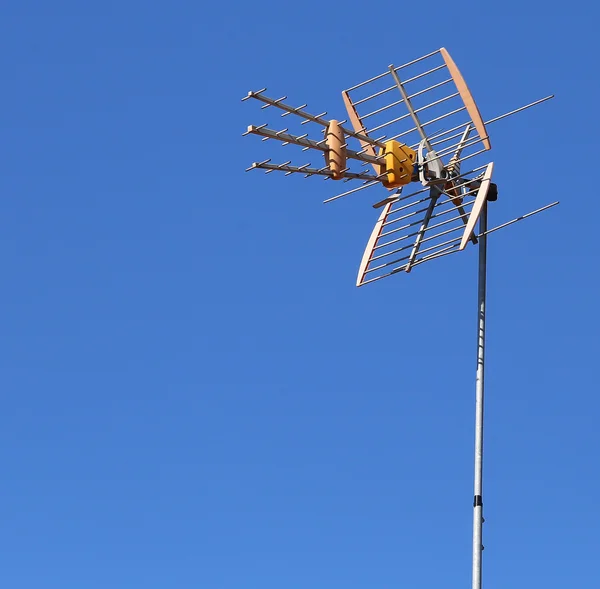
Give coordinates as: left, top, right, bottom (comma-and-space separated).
243, 47, 556, 589
473, 202, 487, 589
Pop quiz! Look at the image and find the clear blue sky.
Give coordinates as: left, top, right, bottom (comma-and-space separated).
1, 2, 598, 588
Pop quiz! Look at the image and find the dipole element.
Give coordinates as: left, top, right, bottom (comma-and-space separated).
472, 201, 487, 589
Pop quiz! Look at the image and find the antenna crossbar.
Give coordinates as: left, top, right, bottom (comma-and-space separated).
244, 90, 386, 149
248, 161, 379, 182
244, 125, 383, 166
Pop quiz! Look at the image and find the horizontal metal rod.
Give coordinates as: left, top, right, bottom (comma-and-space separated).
352, 64, 447, 106
323, 181, 382, 203
245, 91, 386, 149
344, 50, 441, 93
245, 125, 383, 165
484, 95, 554, 125
409, 242, 461, 268
434, 134, 488, 161
371, 181, 441, 208
249, 161, 378, 181
359, 270, 396, 286
390, 50, 442, 75
362, 99, 404, 121
371, 220, 464, 263
366, 232, 462, 275
285, 163, 311, 175
322, 169, 379, 180
409, 77, 454, 101
414, 210, 468, 238
359, 240, 460, 286
353, 85, 396, 107
379, 213, 436, 241
248, 162, 329, 177
428, 123, 478, 150
378, 200, 460, 241
337, 125, 384, 150
386, 185, 429, 204
380, 201, 474, 245
477, 201, 559, 238
245, 91, 329, 124
411, 95, 555, 149
383, 204, 430, 230
411, 120, 472, 150
449, 147, 489, 168
246, 125, 327, 149
428, 191, 477, 218
386, 175, 479, 217
390, 107, 467, 142
375, 211, 467, 252
382, 189, 477, 233
264, 159, 292, 172
366, 92, 461, 134
384, 191, 434, 217
383, 178, 473, 221
361, 78, 454, 121
426, 129, 489, 163
388, 234, 463, 270
407, 221, 465, 260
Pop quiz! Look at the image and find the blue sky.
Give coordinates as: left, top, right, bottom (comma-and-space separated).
1, 2, 598, 588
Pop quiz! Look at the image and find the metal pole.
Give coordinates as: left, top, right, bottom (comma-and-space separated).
472, 201, 487, 589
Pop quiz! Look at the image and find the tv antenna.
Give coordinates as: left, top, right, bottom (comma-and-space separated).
243, 47, 556, 589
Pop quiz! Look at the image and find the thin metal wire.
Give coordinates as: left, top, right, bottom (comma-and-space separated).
366, 233, 462, 275
384, 184, 478, 226
408, 95, 554, 149
389, 107, 467, 142
383, 194, 477, 241
478, 202, 559, 237
344, 49, 441, 92
375, 211, 468, 252
366, 92, 461, 134
352, 64, 447, 105
361, 78, 454, 120
251, 161, 378, 181
323, 181, 382, 203
359, 241, 461, 285
370, 222, 464, 263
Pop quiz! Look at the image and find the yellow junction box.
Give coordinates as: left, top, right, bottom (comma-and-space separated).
379, 140, 416, 188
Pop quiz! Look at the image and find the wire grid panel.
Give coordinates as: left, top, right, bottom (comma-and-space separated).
343, 49, 490, 164
356, 176, 484, 286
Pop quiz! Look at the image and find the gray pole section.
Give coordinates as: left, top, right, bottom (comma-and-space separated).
472, 201, 487, 589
